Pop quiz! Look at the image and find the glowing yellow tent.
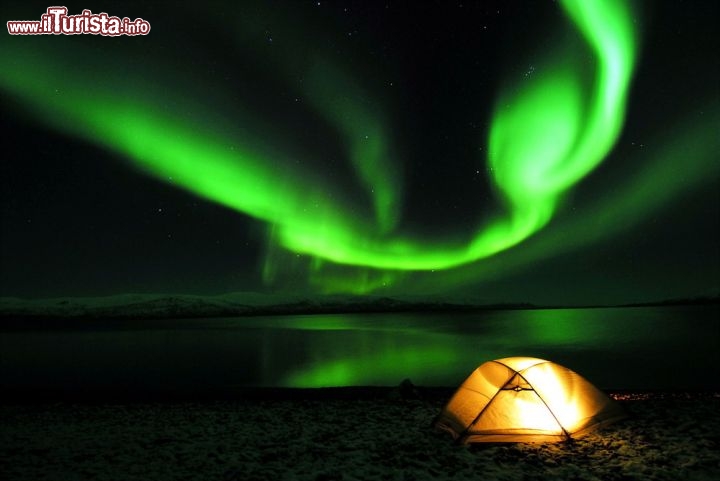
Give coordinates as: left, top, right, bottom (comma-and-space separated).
435, 357, 626, 443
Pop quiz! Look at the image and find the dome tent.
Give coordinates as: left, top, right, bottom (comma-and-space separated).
435, 357, 626, 443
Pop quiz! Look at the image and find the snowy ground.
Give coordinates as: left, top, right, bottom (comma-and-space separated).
1, 391, 718, 481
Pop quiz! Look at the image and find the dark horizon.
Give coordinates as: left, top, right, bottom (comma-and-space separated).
2, 290, 718, 326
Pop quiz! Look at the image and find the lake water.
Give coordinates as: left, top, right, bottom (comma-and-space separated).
1, 305, 718, 392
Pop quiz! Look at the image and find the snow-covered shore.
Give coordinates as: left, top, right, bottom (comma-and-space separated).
1, 390, 718, 480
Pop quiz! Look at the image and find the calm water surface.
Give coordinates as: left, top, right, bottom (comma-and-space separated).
1, 305, 718, 391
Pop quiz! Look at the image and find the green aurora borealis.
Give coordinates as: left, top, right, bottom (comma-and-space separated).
0, 0, 718, 303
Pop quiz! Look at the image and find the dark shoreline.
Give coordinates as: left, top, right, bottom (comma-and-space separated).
0, 385, 452, 404
2, 385, 718, 405
1, 295, 717, 328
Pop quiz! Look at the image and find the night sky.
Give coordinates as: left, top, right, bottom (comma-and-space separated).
1, 0, 718, 305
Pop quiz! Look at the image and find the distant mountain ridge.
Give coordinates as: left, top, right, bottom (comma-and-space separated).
0, 292, 533, 321
0, 291, 717, 323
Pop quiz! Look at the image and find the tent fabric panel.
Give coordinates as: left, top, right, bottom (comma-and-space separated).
434, 362, 515, 435
501, 372, 532, 390
469, 389, 564, 435
523, 362, 622, 433
435, 388, 492, 436
566, 412, 628, 439
476, 362, 519, 391
495, 357, 548, 372
462, 432, 568, 443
